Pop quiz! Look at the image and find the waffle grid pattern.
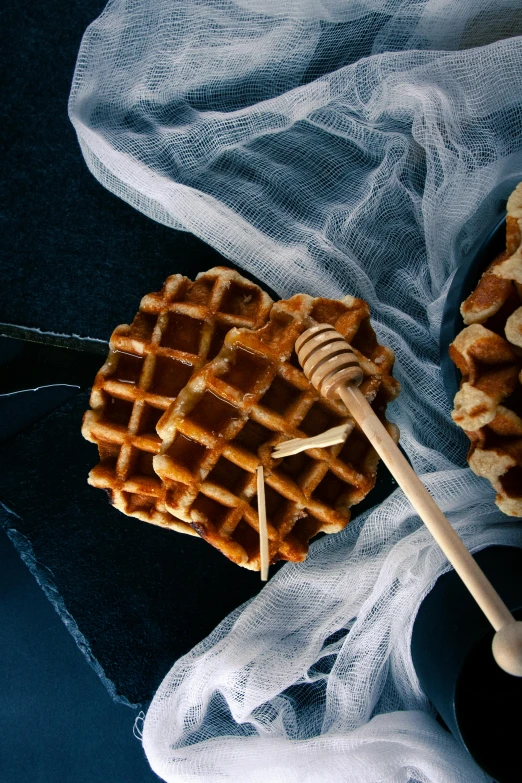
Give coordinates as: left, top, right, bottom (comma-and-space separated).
82, 267, 273, 531
154, 294, 400, 569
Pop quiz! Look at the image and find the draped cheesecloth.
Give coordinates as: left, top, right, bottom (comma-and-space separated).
68, 2, 522, 780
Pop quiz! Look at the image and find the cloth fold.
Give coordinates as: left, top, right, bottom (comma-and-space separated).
143, 471, 521, 782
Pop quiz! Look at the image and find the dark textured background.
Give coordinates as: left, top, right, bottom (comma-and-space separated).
0, 0, 256, 344
0, 1, 396, 779
0, 516, 160, 783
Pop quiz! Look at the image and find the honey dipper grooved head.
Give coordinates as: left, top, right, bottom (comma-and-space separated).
296, 324, 363, 399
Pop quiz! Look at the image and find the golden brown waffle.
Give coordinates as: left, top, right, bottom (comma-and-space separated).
451, 183, 522, 516
82, 267, 273, 531
461, 183, 522, 330
154, 294, 400, 569
450, 325, 519, 432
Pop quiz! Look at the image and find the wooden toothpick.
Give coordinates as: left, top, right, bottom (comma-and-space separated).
256, 465, 269, 581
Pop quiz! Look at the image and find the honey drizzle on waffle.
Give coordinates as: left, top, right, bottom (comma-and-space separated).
154, 294, 400, 569
82, 267, 273, 531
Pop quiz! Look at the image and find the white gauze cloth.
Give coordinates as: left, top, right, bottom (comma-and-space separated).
68, 2, 522, 781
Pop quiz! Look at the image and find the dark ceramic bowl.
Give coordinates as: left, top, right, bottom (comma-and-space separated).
411, 545, 522, 783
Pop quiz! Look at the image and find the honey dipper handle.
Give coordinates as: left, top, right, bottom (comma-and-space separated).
338, 383, 514, 633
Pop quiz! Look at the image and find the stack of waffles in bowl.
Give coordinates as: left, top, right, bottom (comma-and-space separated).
83, 267, 401, 569
450, 183, 522, 516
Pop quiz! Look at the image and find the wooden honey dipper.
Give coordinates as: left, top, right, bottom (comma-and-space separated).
296, 323, 522, 677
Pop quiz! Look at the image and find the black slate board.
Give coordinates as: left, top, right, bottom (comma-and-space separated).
0, 527, 159, 783
0, 382, 396, 706
0, 390, 268, 706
